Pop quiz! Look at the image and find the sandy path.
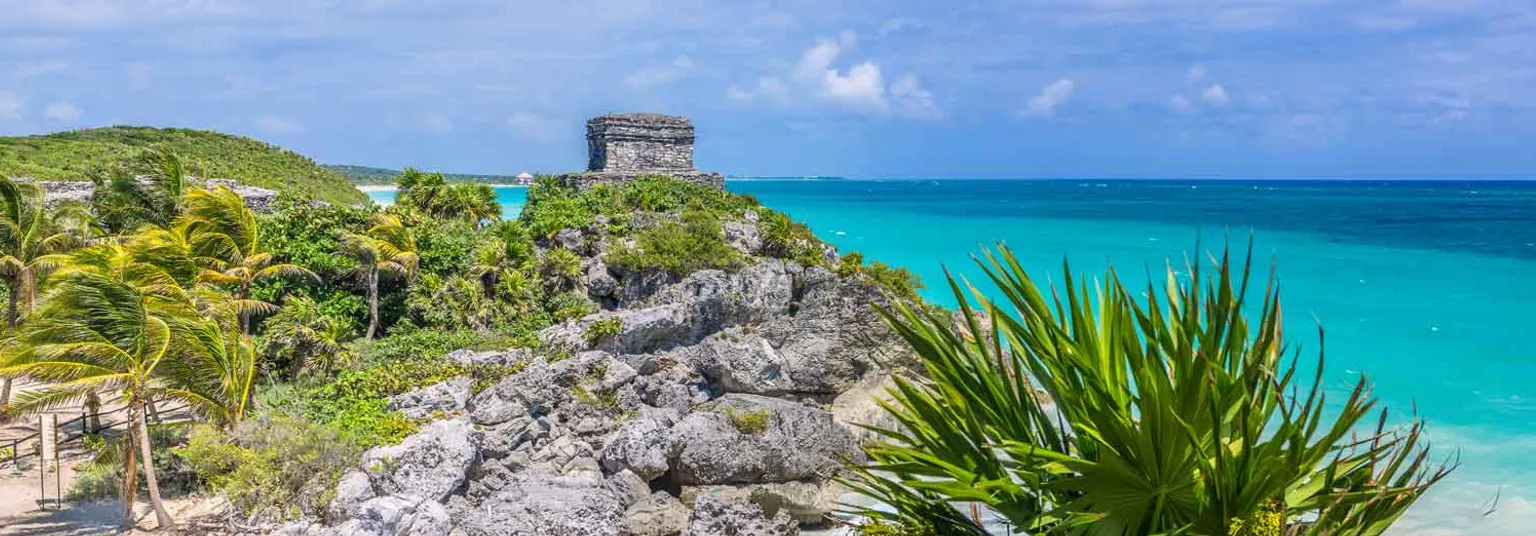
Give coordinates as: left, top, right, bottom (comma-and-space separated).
1, 379, 209, 535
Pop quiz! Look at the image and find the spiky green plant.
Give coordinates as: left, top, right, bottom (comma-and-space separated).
842, 245, 1452, 535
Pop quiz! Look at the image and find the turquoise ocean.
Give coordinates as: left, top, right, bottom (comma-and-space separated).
368, 179, 1536, 535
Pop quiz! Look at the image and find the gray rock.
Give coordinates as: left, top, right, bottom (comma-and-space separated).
682, 495, 798, 536
599, 359, 638, 392
447, 348, 531, 367
829, 373, 903, 443
326, 470, 377, 524
624, 492, 691, 536
680, 481, 843, 524
388, 376, 472, 419
723, 220, 761, 255
363, 418, 477, 503
457, 469, 626, 536
554, 228, 585, 252
599, 406, 680, 481
666, 395, 862, 485
403, 500, 452, 536
469, 358, 562, 424
480, 416, 551, 459
316, 494, 439, 536
604, 469, 652, 509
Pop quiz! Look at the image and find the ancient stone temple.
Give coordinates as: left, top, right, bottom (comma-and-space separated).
587, 113, 695, 172
559, 113, 725, 189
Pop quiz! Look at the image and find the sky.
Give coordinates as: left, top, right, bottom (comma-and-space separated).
1, 0, 1533, 179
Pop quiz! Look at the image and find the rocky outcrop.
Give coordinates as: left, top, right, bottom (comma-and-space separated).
26, 177, 282, 213
295, 198, 918, 535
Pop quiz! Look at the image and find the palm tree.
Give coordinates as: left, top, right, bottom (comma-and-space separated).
539, 247, 582, 294
396, 168, 500, 223
260, 294, 354, 377
471, 221, 536, 294
180, 187, 317, 332
842, 245, 1451, 535
340, 214, 418, 339
90, 146, 197, 232
0, 176, 85, 406
0, 258, 199, 529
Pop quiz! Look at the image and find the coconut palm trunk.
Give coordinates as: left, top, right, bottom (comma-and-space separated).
120, 416, 138, 525
133, 398, 174, 529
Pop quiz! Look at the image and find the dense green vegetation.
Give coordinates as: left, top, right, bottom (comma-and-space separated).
328, 164, 520, 186
842, 246, 1450, 535
2, 160, 862, 527
3, 143, 1440, 534
0, 126, 366, 204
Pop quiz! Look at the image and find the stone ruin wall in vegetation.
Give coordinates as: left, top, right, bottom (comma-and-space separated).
559, 113, 725, 190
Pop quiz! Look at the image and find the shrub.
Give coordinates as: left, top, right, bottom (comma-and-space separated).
584, 317, 623, 347
723, 408, 772, 434
261, 192, 375, 275
546, 291, 597, 323
757, 208, 826, 268
608, 210, 743, 277
177, 416, 360, 522
412, 220, 481, 277
65, 425, 198, 501
521, 177, 596, 239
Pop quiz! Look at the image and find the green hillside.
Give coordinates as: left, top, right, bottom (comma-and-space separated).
0, 126, 367, 204
328, 164, 520, 186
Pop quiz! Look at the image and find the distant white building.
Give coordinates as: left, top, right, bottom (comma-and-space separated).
516, 172, 533, 185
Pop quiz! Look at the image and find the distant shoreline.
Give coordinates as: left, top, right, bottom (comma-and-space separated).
357, 183, 528, 192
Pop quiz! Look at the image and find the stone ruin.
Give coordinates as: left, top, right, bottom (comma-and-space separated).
25, 177, 281, 213
558, 113, 725, 190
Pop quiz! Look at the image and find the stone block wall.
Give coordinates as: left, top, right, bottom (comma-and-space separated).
587, 114, 695, 172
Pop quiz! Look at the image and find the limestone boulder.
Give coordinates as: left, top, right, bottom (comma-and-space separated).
666, 395, 862, 485
362, 418, 477, 503
599, 406, 680, 481
624, 492, 692, 536
682, 495, 798, 536
456, 469, 627, 536
387, 376, 471, 419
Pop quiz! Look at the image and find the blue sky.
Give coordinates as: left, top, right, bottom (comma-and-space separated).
1, 0, 1532, 178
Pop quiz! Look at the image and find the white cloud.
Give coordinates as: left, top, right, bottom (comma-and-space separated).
890, 73, 939, 119
1169, 94, 1196, 113
623, 55, 694, 89
44, 101, 81, 121
255, 114, 303, 134
1202, 84, 1230, 106
506, 111, 561, 141
13, 61, 68, 81
795, 40, 843, 82
733, 32, 940, 118
1023, 79, 1075, 118
822, 62, 887, 110
1187, 64, 1208, 83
